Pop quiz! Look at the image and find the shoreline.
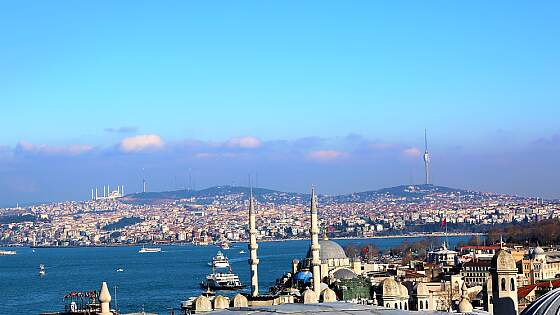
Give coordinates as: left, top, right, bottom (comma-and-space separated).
2, 232, 484, 249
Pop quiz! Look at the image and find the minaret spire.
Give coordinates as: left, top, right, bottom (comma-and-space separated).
248, 186, 259, 297
310, 187, 321, 298
423, 129, 431, 185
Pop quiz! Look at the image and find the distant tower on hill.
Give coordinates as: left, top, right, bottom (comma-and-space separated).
423, 129, 431, 185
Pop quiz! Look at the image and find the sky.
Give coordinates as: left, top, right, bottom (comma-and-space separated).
0, 1, 559, 205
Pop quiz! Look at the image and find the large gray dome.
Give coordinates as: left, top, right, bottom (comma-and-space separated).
306, 240, 348, 261
333, 268, 357, 280
521, 288, 560, 315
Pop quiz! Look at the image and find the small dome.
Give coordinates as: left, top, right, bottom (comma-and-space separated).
306, 240, 347, 261
333, 268, 357, 280
302, 288, 318, 304
194, 295, 212, 312
414, 283, 429, 297
213, 295, 229, 309
521, 288, 560, 315
491, 249, 517, 271
232, 294, 248, 308
293, 271, 313, 283
320, 288, 337, 303
399, 283, 409, 299
381, 278, 400, 297
534, 246, 545, 255
458, 298, 473, 313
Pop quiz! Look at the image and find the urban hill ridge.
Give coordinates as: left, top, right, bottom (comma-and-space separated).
121, 184, 527, 206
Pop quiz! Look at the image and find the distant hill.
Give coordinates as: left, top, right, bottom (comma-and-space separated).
121, 184, 506, 206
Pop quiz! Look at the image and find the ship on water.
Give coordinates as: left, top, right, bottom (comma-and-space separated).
208, 251, 230, 269
0, 249, 16, 255
200, 270, 244, 291
138, 245, 161, 253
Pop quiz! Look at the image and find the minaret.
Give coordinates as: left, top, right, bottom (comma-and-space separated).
248, 187, 259, 297
310, 187, 321, 297
423, 129, 431, 185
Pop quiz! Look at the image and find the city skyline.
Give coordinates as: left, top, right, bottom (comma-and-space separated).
1, 1, 560, 204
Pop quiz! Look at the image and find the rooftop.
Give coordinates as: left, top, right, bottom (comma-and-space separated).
208, 302, 446, 314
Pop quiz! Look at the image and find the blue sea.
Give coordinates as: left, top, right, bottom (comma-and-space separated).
0, 236, 470, 314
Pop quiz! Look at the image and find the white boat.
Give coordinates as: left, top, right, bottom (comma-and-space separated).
0, 250, 16, 255
200, 271, 244, 290
208, 251, 230, 269
139, 246, 161, 253
239, 250, 246, 254
39, 264, 45, 276
116, 268, 124, 272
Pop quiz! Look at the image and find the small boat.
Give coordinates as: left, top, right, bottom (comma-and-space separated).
139, 246, 161, 253
239, 250, 246, 254
208, 251, 230, 269
39, 264, 46, 276
200, 271, 245, 290
116, 268, 124, 272
0, 250, 16, 255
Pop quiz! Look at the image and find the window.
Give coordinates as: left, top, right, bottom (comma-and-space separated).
394, 303, 398, 309
419, 301, 423, 309
501, 278, 506, 291
511, 278, 515, 291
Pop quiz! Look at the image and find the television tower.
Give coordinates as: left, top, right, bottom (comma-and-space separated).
423, 129, 431, 185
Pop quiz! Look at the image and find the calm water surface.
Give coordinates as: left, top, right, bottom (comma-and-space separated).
0, 236, 469, 314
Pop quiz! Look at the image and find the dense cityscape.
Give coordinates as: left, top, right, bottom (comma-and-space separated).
1, 184, 557, 247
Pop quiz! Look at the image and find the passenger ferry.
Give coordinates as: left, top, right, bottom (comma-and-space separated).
208, 251, 230, 269
200, 271, 244, 290
139, 246, 161, 253
39, 264, 46, 276
0, 250, 16, 255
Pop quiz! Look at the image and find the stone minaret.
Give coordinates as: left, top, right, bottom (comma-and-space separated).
310, 187, 321, 297
248, 188, 260, 297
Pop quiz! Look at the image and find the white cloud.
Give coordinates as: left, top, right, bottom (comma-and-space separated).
16, 141, 93, 156
403, 147, 421, 158
226, 136, 262, 149
306, 150, 348, 161
119, 134, 164, 153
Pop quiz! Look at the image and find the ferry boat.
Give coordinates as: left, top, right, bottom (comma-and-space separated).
200, 271, 245, 290
208, 251, 230, 268
0, 250, 16, 255
139, 246, 161, 253
39, 264, 46, 276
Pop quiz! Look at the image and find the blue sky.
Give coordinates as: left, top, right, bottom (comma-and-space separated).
1, 1, 559, 205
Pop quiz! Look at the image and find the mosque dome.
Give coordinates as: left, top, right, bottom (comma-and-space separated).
213, 295, 229, 310
381, 278, 400, 297
491, 249, 517, 271
293, 271, 313, 284
399, 283, 409, 299
333, 268, 357, 280
458, 298, 474, 313
534, 246, 545, 255
320, 288, 337, 303
414, 283, 429, 297
306, 240, 348, 261
521, 288, 560, 315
